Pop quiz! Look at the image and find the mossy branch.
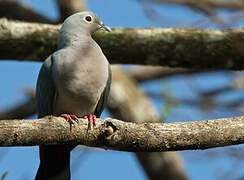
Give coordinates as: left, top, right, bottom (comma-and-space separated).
1, 116, 244, 151
1, 18, 244, 70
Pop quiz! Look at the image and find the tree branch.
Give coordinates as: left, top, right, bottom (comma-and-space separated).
1, 115, 244, 151
0, 0, 86, 24
0, 0, 54, 24
0, 89, 36, 120
145, 0, 244, 11
1, 19, 244, 70
126, 66, 201, 82
108, 67, 188, 180
0, 65, 193, 120
55, 0, 86, 22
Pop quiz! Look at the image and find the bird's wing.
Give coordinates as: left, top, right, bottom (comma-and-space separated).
94, 64, 111, 118
35, 55, 74, 180
36, 55, 56, 118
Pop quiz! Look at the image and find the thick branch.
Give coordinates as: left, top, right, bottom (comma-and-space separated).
1, 116, 244, 151
1, 19, 244, 70
0, 18, 58, 61
0, 67, 188, 179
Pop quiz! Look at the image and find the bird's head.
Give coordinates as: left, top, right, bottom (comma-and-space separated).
62, 11, 111, 34
58, 11, 110, 48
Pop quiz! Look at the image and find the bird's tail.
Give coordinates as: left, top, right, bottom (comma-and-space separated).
35, 145, 75, 180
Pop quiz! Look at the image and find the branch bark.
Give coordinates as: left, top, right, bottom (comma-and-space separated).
0, 66, 189, 179
1, 19, 244, 70
1, 116, 244, 151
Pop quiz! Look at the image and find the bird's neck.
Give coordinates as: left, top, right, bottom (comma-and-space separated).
57, 30, 92, 49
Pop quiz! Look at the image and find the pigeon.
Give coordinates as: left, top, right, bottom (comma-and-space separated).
35, 11, 111, 180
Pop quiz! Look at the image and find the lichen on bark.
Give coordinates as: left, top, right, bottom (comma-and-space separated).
1, 18, 244, 69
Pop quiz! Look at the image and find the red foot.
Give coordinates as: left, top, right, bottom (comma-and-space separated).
60, 114, 79, 125
83, 114, 96, 129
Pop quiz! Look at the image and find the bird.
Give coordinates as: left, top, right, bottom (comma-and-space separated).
35, 11, 111, 180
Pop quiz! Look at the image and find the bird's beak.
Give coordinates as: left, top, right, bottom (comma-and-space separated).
99, 23, 111, 32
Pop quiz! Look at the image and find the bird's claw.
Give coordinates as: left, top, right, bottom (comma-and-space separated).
83, 114, 96, 129
60, 114, 79, 125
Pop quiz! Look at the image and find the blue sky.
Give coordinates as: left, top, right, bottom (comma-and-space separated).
1, 0, 244, 179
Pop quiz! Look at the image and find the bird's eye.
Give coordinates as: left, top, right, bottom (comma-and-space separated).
85, 16, 92, 22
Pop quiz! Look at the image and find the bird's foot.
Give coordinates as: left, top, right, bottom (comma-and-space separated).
60, 114, 79, 125
83, 114, 96, 129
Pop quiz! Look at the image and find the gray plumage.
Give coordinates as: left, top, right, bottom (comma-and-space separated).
35, 11, 111, 180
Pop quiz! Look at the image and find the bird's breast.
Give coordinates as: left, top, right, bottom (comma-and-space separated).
52, 50, 109, 116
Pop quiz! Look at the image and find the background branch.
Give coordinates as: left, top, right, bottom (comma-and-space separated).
141, 0, 244, 25
1, 19, 244, 69
126, 66, 201, 82
0, 0, 54, 24
108, 67, 188, 180
0, 89, 35, 120
55, 0, 86, 22
145, 0, 244, 11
